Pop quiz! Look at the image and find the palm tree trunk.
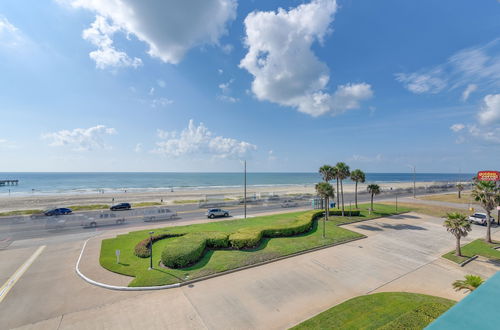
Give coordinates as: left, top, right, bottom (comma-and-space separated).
355, 181, 358, 208
458, 190, 461, 199
336, 178, 339, 207
340, 179, 345, 217
486, 211, 492, 243
370, 193, 373, 213
456, 236, 461, 256
323, 197, 327, 238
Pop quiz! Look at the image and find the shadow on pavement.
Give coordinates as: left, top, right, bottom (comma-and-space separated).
354, 225, 383, 231
380, 223, 427, 231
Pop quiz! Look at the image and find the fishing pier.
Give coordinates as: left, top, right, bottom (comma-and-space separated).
0, 180, 19, 186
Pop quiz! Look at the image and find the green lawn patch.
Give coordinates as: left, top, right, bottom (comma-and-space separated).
68, 204, 110, 211
290, 292, 455, 330
173, 199, 199, 204
100, 203, 407, 287
133, 202, 163, 208
442, 239, 500, 264
0, 209, 43, 217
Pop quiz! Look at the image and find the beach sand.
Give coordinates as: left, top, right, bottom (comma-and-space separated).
0, 181, 451, 212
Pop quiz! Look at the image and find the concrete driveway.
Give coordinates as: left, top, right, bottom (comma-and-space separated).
5, 212, 500, 330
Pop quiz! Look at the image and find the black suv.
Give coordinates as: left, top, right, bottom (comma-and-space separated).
110, 203, 131, 211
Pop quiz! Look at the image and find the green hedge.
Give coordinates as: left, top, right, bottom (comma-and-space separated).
328, 210, 361, 216
139, 210, 325, 269
379, 303, 450, 329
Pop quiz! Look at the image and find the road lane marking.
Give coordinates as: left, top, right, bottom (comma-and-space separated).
0, 245, 46, 303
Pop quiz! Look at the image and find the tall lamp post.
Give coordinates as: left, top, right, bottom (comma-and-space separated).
148, 231, 154, 270
244, 160, 247, 219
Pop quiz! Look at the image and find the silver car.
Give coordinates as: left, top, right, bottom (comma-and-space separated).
468, 212, 492, 226
206, 208, 229, 219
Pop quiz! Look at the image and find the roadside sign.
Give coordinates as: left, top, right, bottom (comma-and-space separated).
477, 171, 500, 181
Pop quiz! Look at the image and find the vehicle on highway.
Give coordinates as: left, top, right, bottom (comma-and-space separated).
280, 199, 298, 208
206, 208, 229, 218
81, 212, 125, 228
468, 212, 493, 226
110, 202, 131, 211
143, 207, 178, 222
44, 208, 72, 216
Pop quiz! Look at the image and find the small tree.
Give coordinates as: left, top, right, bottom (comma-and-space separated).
335, 162, 350, 216
315, 182, 335, 238
350, 169, 366, 208
443, 212, 471, 257
471, 180, 500, 243
367, 184, 381, 213
452, 275, 484, 293
456, 183, 464, 199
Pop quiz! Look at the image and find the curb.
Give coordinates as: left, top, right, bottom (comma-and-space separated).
459, 255, 478, 267
76, 234, 366, 291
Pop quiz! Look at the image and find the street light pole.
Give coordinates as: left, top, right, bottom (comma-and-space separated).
412, 166, 416, 198
244, 160, 247, 219
148, 231, 154, 270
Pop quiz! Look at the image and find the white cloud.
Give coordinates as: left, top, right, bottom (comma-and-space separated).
82, 15, 142, 69
239, 0, 372, 117
0, 16, 27, 49
154, 120, 256, 158
134, 143, 143, 153
64, 0, 237, 64
461, 84, 477, 101
217, 79, 239, 102
349, 154, 383, 162
218, 69, 224, 75
467, 125, 500, 144
42, 125, 117, 151
150, 97, 173, 108
396, 39, 500, 95
478, 94, 500, 125
218, 79, 233, 93
268, 150, 277, 161
221, 43, 233, 54
149, 87, 155, 95
450, 123, 465, 132
157, 79, 166, 88
217, 95, 239, 103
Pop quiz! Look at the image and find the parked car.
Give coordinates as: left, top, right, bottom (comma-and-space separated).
44, 208, 72, 216
81, 212, 125, 228
206, 208, 229, 219
281, 199, 298, 208
110, 202, 131, 211
468, 212, 493, 226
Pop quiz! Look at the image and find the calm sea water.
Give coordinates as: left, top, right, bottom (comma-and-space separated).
0, 172, 473, 196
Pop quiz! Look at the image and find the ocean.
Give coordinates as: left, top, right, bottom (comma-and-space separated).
0, 172, 473, 196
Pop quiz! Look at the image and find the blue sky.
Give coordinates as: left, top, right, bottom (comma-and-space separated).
0, 0, 499, 173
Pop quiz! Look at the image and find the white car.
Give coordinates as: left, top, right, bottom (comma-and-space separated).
81, 212, 125, 228
281, 200, 298, 208
468, 213, 492, 226
206, 208, 229, 219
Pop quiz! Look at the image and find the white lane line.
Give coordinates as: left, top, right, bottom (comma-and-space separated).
0, 245, 46, 303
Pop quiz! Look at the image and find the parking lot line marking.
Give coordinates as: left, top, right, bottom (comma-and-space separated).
0, 245, 46, 303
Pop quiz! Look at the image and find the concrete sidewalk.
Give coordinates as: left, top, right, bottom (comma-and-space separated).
12, 212, 500, 330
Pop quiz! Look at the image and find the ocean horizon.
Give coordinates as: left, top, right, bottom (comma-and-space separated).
0, 172, 474, 196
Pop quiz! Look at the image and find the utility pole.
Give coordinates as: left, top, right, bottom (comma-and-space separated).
413, 166, 416, 198
244, 160, 247, 219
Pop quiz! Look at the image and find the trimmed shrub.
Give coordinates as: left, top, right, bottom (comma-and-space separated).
134, 233, 183, 258
161, 235, 206, 268
204, 232, 230, 248
328, 210, 361, 216
378, 303, 451, 330
229, 229, 263, 249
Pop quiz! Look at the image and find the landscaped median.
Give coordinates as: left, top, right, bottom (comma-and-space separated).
99, 203, 409, 287
290, 292, 455, 329
442, 239, 500, 264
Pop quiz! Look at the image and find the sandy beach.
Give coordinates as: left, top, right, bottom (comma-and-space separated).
0, 181, 456, 212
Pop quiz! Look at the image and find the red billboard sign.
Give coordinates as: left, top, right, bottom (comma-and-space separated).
477, 171, 500, 181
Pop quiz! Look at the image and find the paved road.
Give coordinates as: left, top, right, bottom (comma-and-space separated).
1, 211, 499, 329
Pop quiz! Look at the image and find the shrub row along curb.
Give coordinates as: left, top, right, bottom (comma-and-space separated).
77, 234, 366, 291
134, 210, 326, 269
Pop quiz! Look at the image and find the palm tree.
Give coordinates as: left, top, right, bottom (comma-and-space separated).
350, 169, 366, 209
452, 275, 484, 293
315, 182, 335, 238
335, 162, 350, 216
367, 184, 380, 213
319, 165, 335, 183
456, 183, 464, 199
443, 212, 471, 257
332, 166, 340, 208
471, 180, 500, 243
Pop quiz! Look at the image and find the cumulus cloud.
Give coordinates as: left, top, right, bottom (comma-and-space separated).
217, 79, 239, 103
239, 0, 373, 117
450, 123, 465, 132
478, 94, 500, 125
42, 125, 117, 151
63, 0, 237, 64
82, 15, 142, 69
155, 120, 256, 158
150, 97, 173, 108
461, 84, 477, 101
396, 39, 500, 96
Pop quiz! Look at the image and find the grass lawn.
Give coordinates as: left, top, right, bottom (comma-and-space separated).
383, 202, 478, 219
68, 204, 110, 211
173, 199, 199, 204
133, 202, 163, 208
418, 192, 473, 205
442, 239, 500, 264
100, 203, 407, 287
291, 292, 455, 330
0, 209, 43, 217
